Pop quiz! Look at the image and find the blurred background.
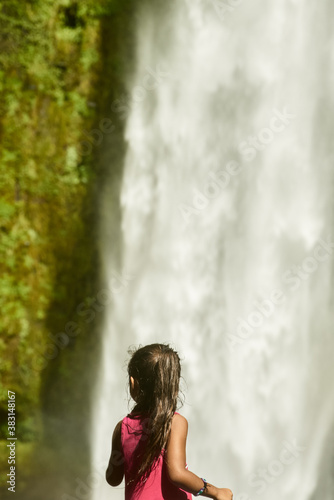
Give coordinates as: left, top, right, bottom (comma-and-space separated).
1, 1, 334, 500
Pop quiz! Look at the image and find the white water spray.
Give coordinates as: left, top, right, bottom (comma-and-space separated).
91, 1, 334, 499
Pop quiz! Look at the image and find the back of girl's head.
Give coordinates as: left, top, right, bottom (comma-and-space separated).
128, 343, 181, 413
126, 343, 182, 484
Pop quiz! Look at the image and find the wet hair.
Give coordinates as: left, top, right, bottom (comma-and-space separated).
127, 343, 182, 484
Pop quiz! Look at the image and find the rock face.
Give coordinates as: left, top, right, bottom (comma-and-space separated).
0, 1, 138, 498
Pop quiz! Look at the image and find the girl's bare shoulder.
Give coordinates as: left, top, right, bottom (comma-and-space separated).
171, 412, 188, 432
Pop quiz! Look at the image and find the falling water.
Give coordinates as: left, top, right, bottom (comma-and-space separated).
91, 1, 334, 499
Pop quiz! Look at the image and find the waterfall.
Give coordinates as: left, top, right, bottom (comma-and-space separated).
91, 1, 334, 499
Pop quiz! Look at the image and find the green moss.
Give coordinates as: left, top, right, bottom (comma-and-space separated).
0, 0, 109, 468
0, 0, 139, 496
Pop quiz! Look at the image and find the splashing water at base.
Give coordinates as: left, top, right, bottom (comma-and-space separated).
91, 1, 334, 499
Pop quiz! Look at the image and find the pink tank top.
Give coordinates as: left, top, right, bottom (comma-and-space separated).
121, 412, 193, 499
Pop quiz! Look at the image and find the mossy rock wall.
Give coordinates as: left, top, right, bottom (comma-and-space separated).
0, 1, 138, 497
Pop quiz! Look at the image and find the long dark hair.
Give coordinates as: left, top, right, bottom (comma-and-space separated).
127, 343, 182, 484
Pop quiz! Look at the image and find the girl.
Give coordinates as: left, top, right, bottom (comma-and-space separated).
106, 343, 233, 500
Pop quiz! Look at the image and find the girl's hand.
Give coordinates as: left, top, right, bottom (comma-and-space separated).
215, 488, 233, 500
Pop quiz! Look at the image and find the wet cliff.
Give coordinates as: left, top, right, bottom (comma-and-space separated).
0, 1, 138, 497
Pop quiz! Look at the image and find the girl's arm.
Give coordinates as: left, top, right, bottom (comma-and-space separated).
106, 420, 124, 486
165, 414, 233, 500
